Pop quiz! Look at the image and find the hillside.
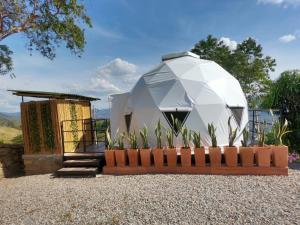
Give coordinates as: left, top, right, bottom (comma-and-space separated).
0, 112, 21, 128
0, 126, 22, 144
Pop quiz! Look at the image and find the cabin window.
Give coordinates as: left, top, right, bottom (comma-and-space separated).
228, 106, 244, 127
124, 113, 132, 133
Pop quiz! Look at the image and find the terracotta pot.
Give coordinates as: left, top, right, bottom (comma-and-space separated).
140, 148, 151, 167
194, 147, 206, 167
104, 150, 115, 167
152, 148, 164, 168
272, 145, 288, 168
180, 148, 191, 167
255, 146, 272, 167
224, 146, 238, 167
127, 149, 139, 167
209, 147, 221, 167
239, 147, 254, 167
115, 150, 126, 167
166, 148, 177, 167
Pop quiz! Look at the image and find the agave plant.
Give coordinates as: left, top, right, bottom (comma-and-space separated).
241, 127, 249, 147
166, 129, 174, 148
208, 123, 217, 147
128, 131, 138, 149
106, 128, 115, 150
171, 114, 182, 135
193, 131, 201, 148
228, 116, 238, 147
181, 126, 191, 149
155, 120, 162, 148
116, 131, 126, 150
140, 125, 149, 149
273, 119, 292, 146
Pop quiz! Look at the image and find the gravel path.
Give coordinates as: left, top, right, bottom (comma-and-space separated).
0, 169, 299, 225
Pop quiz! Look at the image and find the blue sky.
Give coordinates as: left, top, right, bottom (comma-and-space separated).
1, 0, 300, 112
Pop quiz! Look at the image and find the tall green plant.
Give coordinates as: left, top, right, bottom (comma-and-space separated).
128, 131, 138, 149
241, 127, 249, 147
106, 128, 115, 150
181, 126, 191, 149
228, 116, 238, 147
69, 103, 79, 149
140, 125, 149, 149
273, 119, 292, 146
166, 129, 174, 149
258, 122, 266, 147
41, 103, 55, 151
155, 120, 162, 149
193, 131, 201, 148
208, 123, 217, 147
116, 131, 125, 150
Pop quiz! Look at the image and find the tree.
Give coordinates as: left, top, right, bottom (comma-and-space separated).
0, 0, 92, 76
262, 70, 300, 153
191, 35, 276, 107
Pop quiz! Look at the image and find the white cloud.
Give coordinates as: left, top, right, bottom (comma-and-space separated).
91, 77, 121, 92
218, 37, 238, 51
257, 0, 300, 7
279, 34, 296, 43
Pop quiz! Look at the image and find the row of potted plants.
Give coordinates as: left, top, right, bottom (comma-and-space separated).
105, 116, 290, 169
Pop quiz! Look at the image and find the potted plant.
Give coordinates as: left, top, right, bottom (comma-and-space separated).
104, 128, 116, 167
180, 126, 192, 167
127, 131, 139, 167
271, 119, 291, 168
165, 115, 178, 167
114, 131, 126, 167
255, 123, 272, 167
139, 125, 151, 167
239, 127, 254, 167
153, 120, 164, 168
193, 131, 205, 167
224, 116, 238, 167
208, 123, 221, 167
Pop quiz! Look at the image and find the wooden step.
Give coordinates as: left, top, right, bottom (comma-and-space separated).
56, 167, 98, 177
63, 159, 99, 167
64, 152, 103, 160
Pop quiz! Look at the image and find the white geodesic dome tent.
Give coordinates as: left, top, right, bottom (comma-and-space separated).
110, 52, 248, 147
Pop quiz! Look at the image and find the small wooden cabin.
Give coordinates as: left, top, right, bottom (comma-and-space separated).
9, 90, 100, 175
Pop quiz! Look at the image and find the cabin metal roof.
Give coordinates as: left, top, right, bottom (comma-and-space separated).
8, 90, 100, 101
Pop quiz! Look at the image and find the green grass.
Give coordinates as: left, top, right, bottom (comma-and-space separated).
0, 126, 22, 144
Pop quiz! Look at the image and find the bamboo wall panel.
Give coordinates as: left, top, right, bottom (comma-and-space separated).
21, 100, 93, 155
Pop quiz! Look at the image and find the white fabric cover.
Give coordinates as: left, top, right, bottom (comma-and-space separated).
110, 52, 248, 147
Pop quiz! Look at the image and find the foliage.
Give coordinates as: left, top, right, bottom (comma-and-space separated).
0, 0, 92, 75
241, 127, 249, 147
140, 125, 149, 149
11, 134, 23, 144
228, 116, 238, 147
155, 120, 162, 148
41, 103, 55, 151
267, 119, 292, 146
262, 70, 300, 152
208, 123, 217, 147
128, 131, 137, 149
166, 129, 174, 149
0, 139, 3, 144
171, 114, 182, 135
28, 104, 40, 152
181, 126, 191, 149
106, 128, 114, 150
69, 103, 79, 149
192, 131, 201, 148
116, 130, 125, 150
191, 35, 276, 107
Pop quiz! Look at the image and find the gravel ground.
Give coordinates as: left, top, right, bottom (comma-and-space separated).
0, 169, 299, 225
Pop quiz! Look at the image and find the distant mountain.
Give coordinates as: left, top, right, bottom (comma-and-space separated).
0, 112, 21, 128
93, 108, 110, 119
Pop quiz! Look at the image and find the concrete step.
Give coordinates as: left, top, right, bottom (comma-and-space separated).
56, 167, 98, 177
63, 159, 99, 167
